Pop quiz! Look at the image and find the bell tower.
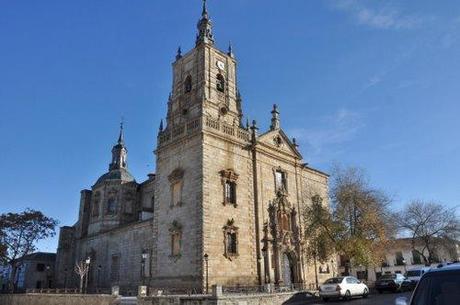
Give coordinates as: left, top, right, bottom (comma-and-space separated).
162, 0, 242, 133
152, 1, 254, 290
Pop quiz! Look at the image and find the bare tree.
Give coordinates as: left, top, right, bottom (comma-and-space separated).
74, 260, 90, 294
397, 200, 460, 264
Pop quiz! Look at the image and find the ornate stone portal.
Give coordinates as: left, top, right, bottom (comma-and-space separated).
264, 191, 302, 285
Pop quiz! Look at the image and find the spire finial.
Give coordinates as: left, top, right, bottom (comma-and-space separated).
176, 46, 182, 60
250, 120, 258, 143
270, 104, 280, 131
228, 41, 234, 58
110, 117, 128, 171
196, 0, 214, 45
159, 119, 164, 132
202, 0, 208, 17
118, 117, 125, 144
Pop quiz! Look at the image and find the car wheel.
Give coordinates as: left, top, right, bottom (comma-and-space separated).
362, 288, 369, 298
343, 290, 351, 301
322, 297, 329, 302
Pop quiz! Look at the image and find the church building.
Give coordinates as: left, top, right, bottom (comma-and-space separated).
55, 1, 331, 292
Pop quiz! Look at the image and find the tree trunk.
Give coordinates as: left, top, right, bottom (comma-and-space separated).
79, 276, 84, 294
8, 261, 17, 293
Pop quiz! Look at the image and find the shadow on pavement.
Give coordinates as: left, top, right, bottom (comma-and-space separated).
283, 292, 321, 305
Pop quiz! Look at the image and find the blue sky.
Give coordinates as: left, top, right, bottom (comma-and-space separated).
1, 0, 459, 252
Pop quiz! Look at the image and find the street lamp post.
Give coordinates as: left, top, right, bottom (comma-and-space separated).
204, 253, 209, 294
141, 252, 148, 286
97, 265, 102, 291
330, 259, 335, 277
84, 257, 91, 294
45, 265, 51, 288
64, 268, 68, 289
261, 247, 267, 284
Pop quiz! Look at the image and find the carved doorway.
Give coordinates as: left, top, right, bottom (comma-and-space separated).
281, 253, 295, 286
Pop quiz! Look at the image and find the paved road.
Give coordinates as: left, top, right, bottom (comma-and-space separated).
285, 292, 412, 305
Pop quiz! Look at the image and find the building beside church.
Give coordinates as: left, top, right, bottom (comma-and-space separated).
55, 2, 332, 292
338, 238, 460, 286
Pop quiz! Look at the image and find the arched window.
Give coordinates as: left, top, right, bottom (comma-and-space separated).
184, 75, 192, 93
107, 198, 117, 214
216, 74, 225, 92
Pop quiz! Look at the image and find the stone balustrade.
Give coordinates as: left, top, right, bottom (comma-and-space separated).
158, 116, 250, 147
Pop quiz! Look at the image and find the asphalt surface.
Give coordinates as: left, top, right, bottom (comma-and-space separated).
284, 291, 412, 305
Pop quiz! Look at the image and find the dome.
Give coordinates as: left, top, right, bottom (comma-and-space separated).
94, 168, 136, 187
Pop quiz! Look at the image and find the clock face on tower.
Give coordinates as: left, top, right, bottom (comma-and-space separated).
217, 60, 225, 70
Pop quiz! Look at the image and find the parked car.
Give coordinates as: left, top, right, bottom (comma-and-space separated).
403, 267, 431, 290
395, 263, 460, 305
375, 273, 407, 293
319, 276, 369, 302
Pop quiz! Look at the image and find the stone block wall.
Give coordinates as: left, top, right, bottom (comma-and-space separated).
202, 131, 258, 286
152, 133, 204, 288
0, 294, 117, 305
138, 292, 304, 305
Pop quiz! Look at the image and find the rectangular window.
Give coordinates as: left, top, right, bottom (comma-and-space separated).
172, 181, 182, 206
36, 264, 45, 272
275, 171, 287, 192
395, 252, 405, 266
339, 255, 348, 267
412, 250, 422, 265
356, 271, 367, 280
224, 181, 236, 204
226, 232, 237, 255
110, 255, 120, 281
171, 232, 181, 256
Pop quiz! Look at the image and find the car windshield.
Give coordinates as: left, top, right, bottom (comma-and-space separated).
379, 274, 396, 280
412, 272, 460, 305
407, 270, 421, 277
324, 277, 343, 284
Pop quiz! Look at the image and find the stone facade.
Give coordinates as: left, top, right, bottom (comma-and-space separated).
56, 3, 332, 292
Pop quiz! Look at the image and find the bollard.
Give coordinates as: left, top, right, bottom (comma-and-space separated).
138, 285, 147, 297
212, 285, 222, 297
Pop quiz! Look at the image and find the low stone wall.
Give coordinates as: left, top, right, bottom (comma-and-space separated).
138, 292, 305, 305
0, 293, 118, 305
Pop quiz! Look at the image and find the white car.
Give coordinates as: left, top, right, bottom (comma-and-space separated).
319, 276, 369, 301
405, 267, 430, 282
